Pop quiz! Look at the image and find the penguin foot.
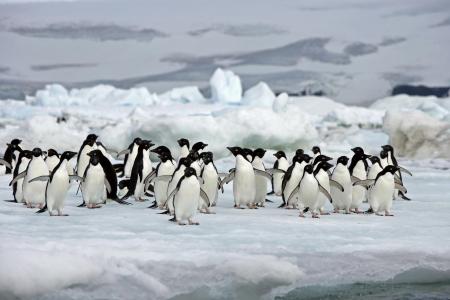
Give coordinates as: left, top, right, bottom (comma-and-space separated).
177, 221, 187, 226
312, 214, 320, 219
188, 219, 199, 225
235, 205, 245, 209
375, 212, 384, 216
87, 204, 101, 209
385, 211, 394, 216
298, 213, 305, 218
353, 209, 364, 214
320, 211, 330, 215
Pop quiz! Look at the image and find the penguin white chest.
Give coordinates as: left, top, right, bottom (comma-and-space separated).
273, 158, 288, 196
46, 156, 59, 172
351, 161, 367, 209
315, 169, 330, 211
369, 175, 394, 213
298, 174, 319, 210
155, 161, 176, 206
331, 165, 352, 212
125, 145, 139, 178
174, 176, 200, 221
252, 157, 267, 205
83, 164, 105, 205
77, 145, 94, 177
233, 156, 255, 206
284, 164, 303, 207
23, 157, 49, 206
47, 166, 70, 211
15, 158, 30, 203
201, 164, 218, 207
167, 167, 186, 213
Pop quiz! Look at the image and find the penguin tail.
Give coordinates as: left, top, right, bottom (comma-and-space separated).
148, 201, 158, 209
159, 210, 170, 215
114, 197, 131, 205
36, 205, 47, 214
303, 207, 310, 213
278, 203, 286, 208
267, 191, 275, 195
77, 202, 86, 207
365, 207, 374, 214
169, 216, 176, 222
265, 199, 274, 203
399, 192, 411, 201
145, 192, 154, 197
4, 199, 17, 203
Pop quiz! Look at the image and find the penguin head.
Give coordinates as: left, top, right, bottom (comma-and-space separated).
227, 146, 242, 157
151, 145, 171, 155
87, 149, 102, 165
159, 150, 174, 162
369, 156, 380, 165
187, 150, 200, 161
242, 148, 253, 162
384, 165, 399, 174
304, 164, 314, 174
301, 153, 312, 164
380, 150, 388, 159
351, 147, 365, 155
23, 150, 33, 159
177, 138, 190, 148
296, 149, 304, 157
313, 154, 333, 165
317, 161, 333, 172
337, 156, 349, 166
179, 157, 194, 168
60, 151, 77, 161
253, 148, 266, 159
200, 152, 213, 164
141, 140, 154, 150
311, 146, 321, 155
32, 148, 42, 158
273, 151, 286, 159
192, 141, 208, 152
133, 137, 142, 145
382, 145, 394, 153
47, 149, 59, 157
86, 134, 98, 141
184, 167, 197, 178
8, 138, 22, 146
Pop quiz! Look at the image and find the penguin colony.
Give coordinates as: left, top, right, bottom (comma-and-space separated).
0, 136, 412, 225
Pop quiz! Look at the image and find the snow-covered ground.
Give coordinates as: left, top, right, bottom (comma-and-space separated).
1, 158, 450, 299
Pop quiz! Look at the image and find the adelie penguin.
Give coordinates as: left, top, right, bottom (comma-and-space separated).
190, 141, 208, 176
252, 148, 268, 207
314, 161, 340, 215
381, 145, 412, 200
45, 149, 60, 172
354, 165, 407, 216
311, 146, 321, 161
199, 152, 220, 212
287, 164, 333, 218
280, 154, 311, 209
119, 140, 154, 202
9, 150, 32, 203
146, 145, 176, 209
169, 167, 210, 226
348, 147, 371, 213
268, 150, 288, 196
76, 134, 98, 178
81, 150, 129, 208
32, 151, 81, 216
14, 148, 49, 208
2, 139, 22, 174
165, 157, 194, 215
177, 138, 190, 161
117, 137, 142, 178
330, 156, 352, 214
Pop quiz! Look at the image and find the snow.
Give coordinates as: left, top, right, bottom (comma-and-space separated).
0, 159, 450, 299
209, 68, 243, 104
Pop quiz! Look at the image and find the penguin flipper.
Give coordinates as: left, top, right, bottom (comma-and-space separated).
399, 191, 411, 201
399, 166, 413, 176
167, 187, 179, 202
267, 191, 275, 195
104, 179, 112, 193
287, 186, 300, 204
395, 183, 407, 194
0, 159, 12, 169
329, 179, 344, 192
200, 188, 210, 207
36, 204, 48, 214
29, 175, 50, 183
148, 200, 158, 209
116, 149, 130, 158
350, 175, 362, 183
254, 169, 272, 180
220, 170, 235, 189
266, 168, 285, 175
9, 171, 26, 186
318, 183, 332, 202
353, 179, 375, 188
154, 175, 173, 183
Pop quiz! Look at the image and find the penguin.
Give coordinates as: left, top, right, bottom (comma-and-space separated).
314, 161, 339, 215
381, 145, 413, 200
19, 148, 49, 208
3, 139, 22, 174
119, 140, 154, 202
165, 157, 194, 215
330, 156, 352, 214
354, 165, 407, 216
312, 154, 333, 170
269, 151, 289, 196
311, 146, 321, 161
96, 141, 115, 161
33, 151, 80, 216
45, 149, 60, 172
9, 150, 32, 203
177, 138, 190, 161
243, 148, 254, 163
148, 146, 176, 208
190, 142, 208, 176
252, 148, 268, 207
199, 152, 220, 212
295, 149, 304, 158
117, 137, 142, 178
118, 179, 130, 198
76, 134, 98, 177
289, 164, 332, 218
368, 156, 383, 180
348, 147, 370, 213
224, 147, 256, 209
280, 154, 312, 209
170, 167, 209, 225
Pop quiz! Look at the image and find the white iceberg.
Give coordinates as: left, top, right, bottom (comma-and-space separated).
209, 68, 242, 104
241, 82, 275, 107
